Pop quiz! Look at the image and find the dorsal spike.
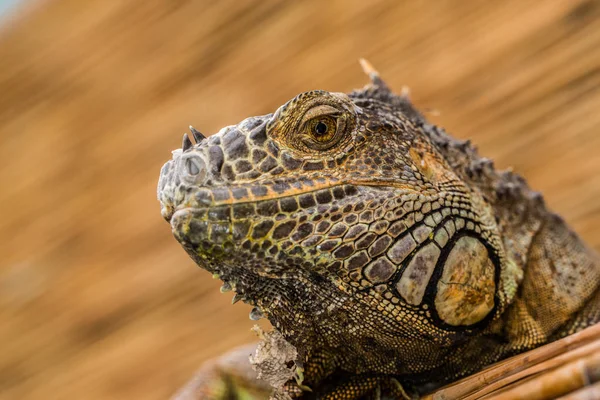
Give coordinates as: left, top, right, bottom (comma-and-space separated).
358, 58, 423, 123
359, 58, 390, 91
189, 125, 206, 143
182, 133, 193, 151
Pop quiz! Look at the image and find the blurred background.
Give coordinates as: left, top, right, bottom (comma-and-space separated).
0, 1, 599, 399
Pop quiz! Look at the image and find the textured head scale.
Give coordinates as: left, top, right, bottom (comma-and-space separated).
157, 61, 518, 374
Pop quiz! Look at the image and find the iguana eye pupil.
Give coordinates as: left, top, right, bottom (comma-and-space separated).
314, 121, 328, 135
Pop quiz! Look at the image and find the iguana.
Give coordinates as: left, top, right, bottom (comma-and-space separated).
157, 61, 600, 399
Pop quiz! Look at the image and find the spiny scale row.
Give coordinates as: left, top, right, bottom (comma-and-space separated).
182, 125, 207, 151
212, 273, 264, 320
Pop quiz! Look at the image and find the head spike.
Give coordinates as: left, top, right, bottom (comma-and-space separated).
189, 125, 206, 143
182, 133, 193, 151
359, 58, 390, 90
232, 293, 244, 304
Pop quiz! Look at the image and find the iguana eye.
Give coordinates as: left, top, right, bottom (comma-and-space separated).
307, 116, 337, 143
300, 110, 347, 151
267, 91, 356, 153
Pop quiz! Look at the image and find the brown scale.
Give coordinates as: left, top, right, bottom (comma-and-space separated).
157, 61, 600, 399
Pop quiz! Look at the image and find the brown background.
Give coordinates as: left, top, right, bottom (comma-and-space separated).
1, 1, 599, 399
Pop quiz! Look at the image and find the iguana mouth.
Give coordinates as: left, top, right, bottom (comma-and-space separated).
169, 185, 357, 221
166, 182, 365, 268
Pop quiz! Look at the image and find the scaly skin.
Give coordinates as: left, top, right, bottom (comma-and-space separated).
158, 63, 600, 399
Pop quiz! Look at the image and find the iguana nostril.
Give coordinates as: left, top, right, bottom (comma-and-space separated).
187, 158, 200, 175
181, 154, 207, 184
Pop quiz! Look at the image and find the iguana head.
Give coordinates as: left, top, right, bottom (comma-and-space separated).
158, 62, 518, 373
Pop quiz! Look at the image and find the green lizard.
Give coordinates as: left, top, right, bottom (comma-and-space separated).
158, 61, 600, 399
